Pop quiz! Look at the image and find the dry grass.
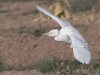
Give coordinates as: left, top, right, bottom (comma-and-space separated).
35, 0, 100, 24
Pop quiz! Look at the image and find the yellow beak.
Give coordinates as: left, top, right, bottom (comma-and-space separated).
42, 32, 51, 35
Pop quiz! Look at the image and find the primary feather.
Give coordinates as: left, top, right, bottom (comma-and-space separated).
36, 6, 71, 28
68, 34, 91, 64
36, 6, 91, 64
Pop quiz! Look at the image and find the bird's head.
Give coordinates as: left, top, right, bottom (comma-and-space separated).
42, 29, 59, 37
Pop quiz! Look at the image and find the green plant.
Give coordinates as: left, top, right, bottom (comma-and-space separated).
0, 0, 33, 2
33, 29, 45, 37
22, 10, 39, 16
16, 57, 60, 73
10, 26, 45, 37
0, 57, 100, 74
74, 24, 89, 31
89, 59, 100, 72
69, 0, 98, 12
0, 10, 10, 13
0, 62, 4, 71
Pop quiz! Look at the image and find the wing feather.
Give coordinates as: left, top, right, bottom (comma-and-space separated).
68, 34, 91, 64
36, 6, 71, 28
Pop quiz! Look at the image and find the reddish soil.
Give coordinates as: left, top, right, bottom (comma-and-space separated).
0, 1, 100, 75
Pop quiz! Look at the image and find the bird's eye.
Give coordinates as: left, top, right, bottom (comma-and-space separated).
50, 32, 52, 34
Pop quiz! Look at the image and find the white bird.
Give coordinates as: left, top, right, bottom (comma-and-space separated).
36, 6, 91, 64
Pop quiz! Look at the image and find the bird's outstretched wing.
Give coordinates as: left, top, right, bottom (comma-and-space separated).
36, 6, 72, 28
68, 34, 91, 64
